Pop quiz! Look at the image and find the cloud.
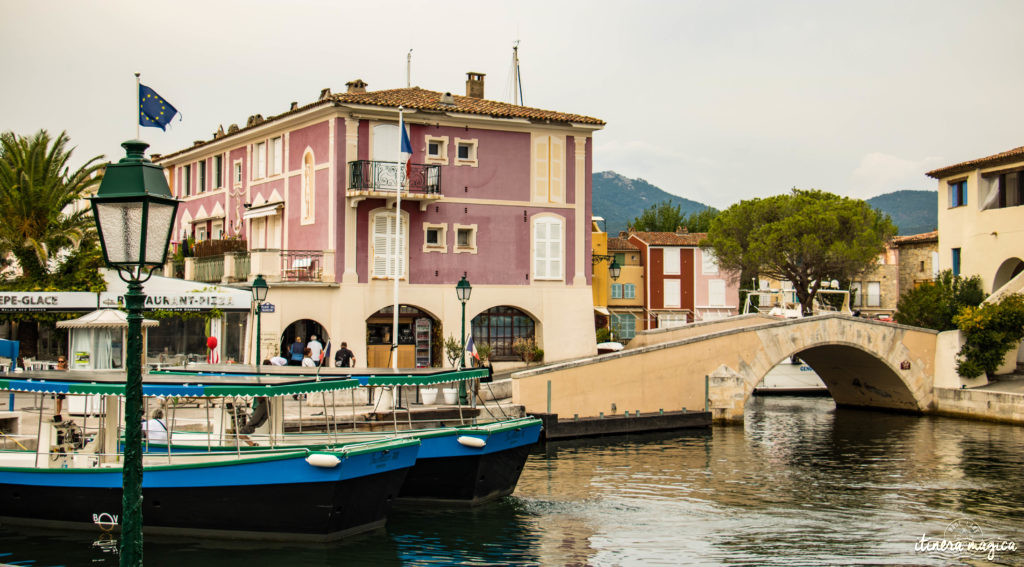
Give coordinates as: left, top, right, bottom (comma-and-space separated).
848, 152, 945, 199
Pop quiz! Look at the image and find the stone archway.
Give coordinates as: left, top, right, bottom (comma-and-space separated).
279, 319, 329, 365
992, 257, 1024, 294
365, 304, 440, 368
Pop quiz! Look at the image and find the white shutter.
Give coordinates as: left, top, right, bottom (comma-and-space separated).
709, 279, 726, 306
549, 219, 562, 278
663, 248, 681, 275
549, 136, 564, 203
664, 279, 681, 308
534, 220, 549, 278
394, 214, 408, 278
533, 136, 550, 202
373, 214, 389, 277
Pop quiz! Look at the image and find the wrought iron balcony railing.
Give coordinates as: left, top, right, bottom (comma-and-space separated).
348, 160, 441, 194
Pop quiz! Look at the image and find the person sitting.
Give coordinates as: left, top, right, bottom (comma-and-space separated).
269, 355, 288, 366
301, 347, 316, 368
143, 409, 168, 443
239, 397, 270, 445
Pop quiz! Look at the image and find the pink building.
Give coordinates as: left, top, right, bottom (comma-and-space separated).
156, 73, 605, 367
625, 230, 740, 329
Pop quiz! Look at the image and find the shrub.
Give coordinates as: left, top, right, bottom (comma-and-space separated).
512, 337, 542, 364
596, 327, 612, 343
895, 270, 985, 331
954, 293, 1024, 378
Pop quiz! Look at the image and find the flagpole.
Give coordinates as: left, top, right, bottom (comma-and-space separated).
134, 72, 141, 139
391, 107, 404, 372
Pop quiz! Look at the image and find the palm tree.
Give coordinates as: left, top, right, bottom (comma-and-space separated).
0, 130, 104, 281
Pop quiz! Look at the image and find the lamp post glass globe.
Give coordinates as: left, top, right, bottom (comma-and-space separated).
609, 259, 621, 281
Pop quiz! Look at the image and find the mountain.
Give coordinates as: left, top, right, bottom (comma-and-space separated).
592, 171, 712, 236
592, 171, 938, 237
866, 190, 937, 236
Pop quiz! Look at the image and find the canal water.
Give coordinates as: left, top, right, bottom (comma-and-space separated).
3, 396, 1022, 566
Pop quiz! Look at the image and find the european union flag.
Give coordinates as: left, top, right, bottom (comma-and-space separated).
139, 84, 179, 130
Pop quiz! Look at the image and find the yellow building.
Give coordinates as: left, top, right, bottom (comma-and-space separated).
606, 234, 645, 341
927, 146, 1024, 294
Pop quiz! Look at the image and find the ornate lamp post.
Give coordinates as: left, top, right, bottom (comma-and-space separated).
251, 274, 268, 372
455, 276, 472, 404
90, 140, 179, 567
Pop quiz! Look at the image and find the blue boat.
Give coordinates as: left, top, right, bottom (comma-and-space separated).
0, 373, 419, 541
145, 366, 543, 505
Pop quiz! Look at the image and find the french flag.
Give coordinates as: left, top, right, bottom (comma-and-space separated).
399, 114, 413, 179
466, 333, 479, 366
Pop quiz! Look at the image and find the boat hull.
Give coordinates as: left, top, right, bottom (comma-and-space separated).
399, 419, 542, 505
0, 445, 418, 541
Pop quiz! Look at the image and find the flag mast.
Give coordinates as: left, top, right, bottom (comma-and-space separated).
391, 107, 405, 371
134, 72, 141, 139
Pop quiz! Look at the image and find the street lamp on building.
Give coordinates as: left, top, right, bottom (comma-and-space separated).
90, 139, 179, 567
251, 274, 268, 373
592, 254, 622, 281
455, 276, 472, 404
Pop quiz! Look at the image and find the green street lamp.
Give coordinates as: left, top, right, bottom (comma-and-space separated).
90, 140, 179, 567
609, 259, 621, 281
251, 274, 268, 373
455, 276, 472, 404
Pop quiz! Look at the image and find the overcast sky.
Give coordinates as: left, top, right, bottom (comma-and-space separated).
3, 1, 1022, 208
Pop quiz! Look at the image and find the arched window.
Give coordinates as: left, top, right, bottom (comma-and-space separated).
301, 150, 315, 223
471, 306, 536, 360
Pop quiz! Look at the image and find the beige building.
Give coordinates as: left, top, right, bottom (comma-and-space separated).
927, 146, 1024, 294
893, 231, 939, 298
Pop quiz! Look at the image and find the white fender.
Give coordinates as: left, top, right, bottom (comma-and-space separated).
457, 436, 486, 449
306, 453, 341, 468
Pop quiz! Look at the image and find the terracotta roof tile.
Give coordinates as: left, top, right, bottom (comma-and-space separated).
926, 145, 1024, 179
157, 85, 603, 162
607, 237, 639, 251
629, 231, 708, 246
893, 230, 938, 245
331, 87, 604, 125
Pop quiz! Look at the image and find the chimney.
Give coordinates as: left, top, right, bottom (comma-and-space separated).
346, 79, 368, 94
465, 72, 485, 99
675, 226, 688, 235
318, 88, 332, 100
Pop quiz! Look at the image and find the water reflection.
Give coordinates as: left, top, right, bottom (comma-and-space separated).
2, 397, 1022, 565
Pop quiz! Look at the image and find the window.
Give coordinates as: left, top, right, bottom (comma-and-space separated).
454, 137, 478, 167
702, 249, 719, 274
211, 220, 223, 240
453, 224, 478, 254
195, 224, 207, 242
532, 134, 565, 203
708, 279, 726, 306
422, 223, 447, 253
949, 179, 967, 208
663, 248, 680, 275
664, 279, 681, 308
952, 248, 961, 276
253, 142, 267, 179
850, 282, 863, 307
610, 313, 636, 340
423, 135, 448, 165
471, 306, 535, 359
623, 283, 636, 299
198, 160, 207, 193
233, 160, 242, 186
270, 137, 283, 175
182, 165, 191, 197
371, 210, 408, 279
866, 281, 881, 307
611, 283, 623, 299
213, 155, 223, 189
658, 313, 687, 328
532, 216, 563, 280
614, 252, 625, 265
919, 260, 925, 272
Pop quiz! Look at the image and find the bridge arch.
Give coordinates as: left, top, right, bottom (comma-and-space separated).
511, 314, 938, 423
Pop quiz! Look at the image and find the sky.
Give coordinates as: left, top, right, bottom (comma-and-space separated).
2, 0, 1023, 209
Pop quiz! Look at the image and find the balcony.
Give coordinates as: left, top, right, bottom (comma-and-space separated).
347, 160, 443, 211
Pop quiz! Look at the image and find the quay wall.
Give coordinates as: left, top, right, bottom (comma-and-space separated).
933, 387, 1024, 425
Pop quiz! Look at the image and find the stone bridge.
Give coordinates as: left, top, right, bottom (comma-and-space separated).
511, 314, 939, 423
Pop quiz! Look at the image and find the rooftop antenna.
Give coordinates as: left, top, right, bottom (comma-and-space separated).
513, 40, 523, 105
407, 49, 412, 88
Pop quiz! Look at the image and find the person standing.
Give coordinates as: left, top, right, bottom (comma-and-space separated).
289, 336, 304, 366
307, 335, 323, 364
334, 341, 355, 368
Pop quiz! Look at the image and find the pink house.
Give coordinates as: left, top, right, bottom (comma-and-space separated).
625, 230, 740, 328
156, 73, 605, 367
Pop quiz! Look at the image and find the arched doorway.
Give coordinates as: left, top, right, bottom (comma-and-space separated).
992, 257, 1024, 293
471, 306, 537, 361
365, 305, 439, 368
279, 319, 329, 364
